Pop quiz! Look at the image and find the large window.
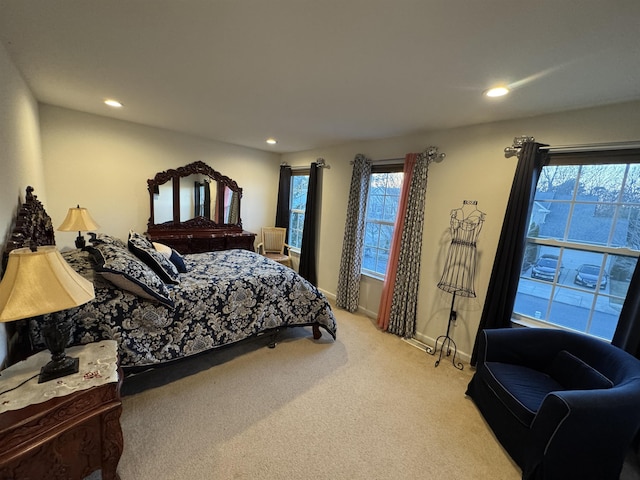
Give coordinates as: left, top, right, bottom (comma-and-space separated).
514, 154, 640, 341
288, 172, 309, 250
362, 165, 404, 277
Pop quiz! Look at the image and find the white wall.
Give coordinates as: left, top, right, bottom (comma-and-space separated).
0, 42, 45, 365
282, 100, 640, 363
39, 105, 282, 250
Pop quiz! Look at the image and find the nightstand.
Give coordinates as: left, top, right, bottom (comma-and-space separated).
0, 340, 123, 480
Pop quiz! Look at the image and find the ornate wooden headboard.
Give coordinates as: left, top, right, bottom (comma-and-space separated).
2, 186, 56, 274
1, 186, 55, 366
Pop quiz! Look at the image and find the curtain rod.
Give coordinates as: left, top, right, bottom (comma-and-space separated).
280, 158, 331, 170
542, 141, 640, 153
505, 136, 640, 158
350, 146, 446, 165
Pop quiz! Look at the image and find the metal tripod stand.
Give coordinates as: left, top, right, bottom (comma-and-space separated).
427, 290, 464, 370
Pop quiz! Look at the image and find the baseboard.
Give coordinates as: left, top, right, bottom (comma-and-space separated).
317, 289, 379, 319
410, 331, 472, 365
316, 289, 474, 364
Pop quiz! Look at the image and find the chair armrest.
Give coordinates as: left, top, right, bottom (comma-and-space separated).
256, 242, 264, 254
525, 385, 640, 479
283, 243, 291, 253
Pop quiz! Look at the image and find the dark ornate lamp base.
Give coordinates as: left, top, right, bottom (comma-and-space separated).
39, 355, 79, 383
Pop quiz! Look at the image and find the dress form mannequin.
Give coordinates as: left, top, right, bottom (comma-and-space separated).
429, 200, 486, 369
437, 200, 485, 296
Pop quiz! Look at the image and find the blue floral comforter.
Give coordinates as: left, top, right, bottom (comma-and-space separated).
29, 249, 337, 367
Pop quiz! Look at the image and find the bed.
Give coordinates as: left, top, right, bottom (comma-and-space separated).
3, 187, 337, 369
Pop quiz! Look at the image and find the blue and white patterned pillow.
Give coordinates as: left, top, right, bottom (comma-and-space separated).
87, 243, 174, 308
152, 242, 188, 273
128, 231, 180, 284
87, 232, 128, 249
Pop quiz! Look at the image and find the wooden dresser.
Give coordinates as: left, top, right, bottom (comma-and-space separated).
147, 226, 256, 254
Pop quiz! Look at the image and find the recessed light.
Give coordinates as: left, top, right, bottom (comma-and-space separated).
104, 99, 123, 108
266, 138, 277, 145
484, 86, 510, 98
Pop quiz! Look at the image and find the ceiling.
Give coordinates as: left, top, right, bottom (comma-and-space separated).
1, 1, 639, 154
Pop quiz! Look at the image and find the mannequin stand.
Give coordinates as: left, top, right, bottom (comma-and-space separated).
427, 291, 464, 370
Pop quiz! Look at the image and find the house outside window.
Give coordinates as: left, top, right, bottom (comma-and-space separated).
362, 165, 404, 278
513, 153, 640, 341
289, 172, 309, 250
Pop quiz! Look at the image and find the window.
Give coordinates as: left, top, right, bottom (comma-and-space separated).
513, 152, 640, 341
288, 172, 309, 250
362, 165, 404, 278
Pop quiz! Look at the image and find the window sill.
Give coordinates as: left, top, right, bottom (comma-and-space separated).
361, 271, 385, 282
511, 316, 563, 331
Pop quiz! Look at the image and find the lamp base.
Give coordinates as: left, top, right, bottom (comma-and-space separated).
38, 355, 79, 383
75, 233, 86, 249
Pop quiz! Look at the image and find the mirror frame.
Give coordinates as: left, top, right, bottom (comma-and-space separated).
147, 160, 243, 231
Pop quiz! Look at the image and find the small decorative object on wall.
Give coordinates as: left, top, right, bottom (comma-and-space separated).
428, 200, 485, 369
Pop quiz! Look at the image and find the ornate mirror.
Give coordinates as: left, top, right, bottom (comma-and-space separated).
147, 161, 243, 230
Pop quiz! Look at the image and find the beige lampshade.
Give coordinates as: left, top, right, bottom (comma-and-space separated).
0, 246, 95, 322
58, 206, 100, 232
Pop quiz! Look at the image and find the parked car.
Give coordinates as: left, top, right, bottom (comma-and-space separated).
574, 264, 608, 289
531, 254, 561, 282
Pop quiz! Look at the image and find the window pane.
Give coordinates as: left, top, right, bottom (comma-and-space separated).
614, 205, 640, 249
514, 161, 640, 342
364, 223, 380, 247
535, 165, 579, 200
362, 168, 404, 277
367, 195, 385, 221
291, 176, 309, 210
363, 247, 376, 272
369, 173, 387, 195
379, 224, 394, 250
567, 203, 614, 245
289, 174, 309, 249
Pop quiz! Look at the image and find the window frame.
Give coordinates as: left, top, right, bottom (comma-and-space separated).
512, 148, 640, 340
361, 162, 404, 280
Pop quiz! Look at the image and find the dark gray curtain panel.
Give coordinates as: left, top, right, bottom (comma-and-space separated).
299, 163, 319, 285
470, 142, 549, 365
275, 165, 292, 242
613, 252, 640, 358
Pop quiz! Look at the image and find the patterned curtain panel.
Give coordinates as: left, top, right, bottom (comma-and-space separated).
377, 153, 416, 331
387, 151, 432, 337
336, 154, 372, 312
228, 192, 240, 225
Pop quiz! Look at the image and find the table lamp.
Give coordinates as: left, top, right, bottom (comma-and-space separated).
0, 245, 95, 383
57, 205, 100, 249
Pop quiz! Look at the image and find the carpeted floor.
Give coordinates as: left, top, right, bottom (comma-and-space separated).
114, 305, 525, 479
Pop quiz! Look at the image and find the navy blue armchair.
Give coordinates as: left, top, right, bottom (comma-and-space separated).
466, 327, 640, 480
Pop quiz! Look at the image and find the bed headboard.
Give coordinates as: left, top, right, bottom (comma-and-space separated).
1, 186, 55, 367
2, 186, 56, 275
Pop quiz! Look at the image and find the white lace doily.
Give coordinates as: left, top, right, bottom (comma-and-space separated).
0, 340, 119, 413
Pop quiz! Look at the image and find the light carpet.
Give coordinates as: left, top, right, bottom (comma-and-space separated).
116, 306, 525, 479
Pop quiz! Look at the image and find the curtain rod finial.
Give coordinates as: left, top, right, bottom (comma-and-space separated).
423, 146, 446, 163
316, 158, 331, 169
505, 136, 536, 158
